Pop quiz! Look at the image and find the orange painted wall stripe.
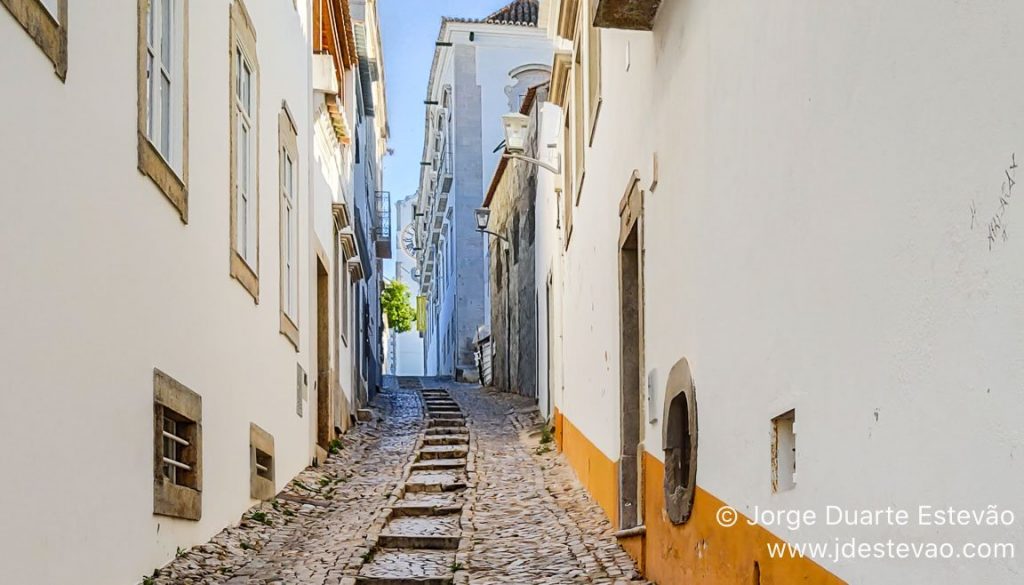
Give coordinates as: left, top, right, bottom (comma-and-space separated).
555, 409, 620, 528
554, 410, 847, 584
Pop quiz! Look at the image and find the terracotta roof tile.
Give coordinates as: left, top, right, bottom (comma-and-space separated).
486, 0, 539, 25
443, 0, 539, 27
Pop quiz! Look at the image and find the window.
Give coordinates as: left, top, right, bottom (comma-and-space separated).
772, 410, 797, 492
138, 0, 189, 221
562, 112, 574, 247
249, 423, 275, 500
662, 357, 698, 525
571, 43, 586, 204
153, 369, 202, 520
279, 106, 299, 348
341, 251, 350, 345
2, 0, 67, 80
229, 0, 259, 301
587, 16, 602, 142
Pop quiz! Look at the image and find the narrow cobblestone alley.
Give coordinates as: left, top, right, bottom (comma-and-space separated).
148, 378, 647, 585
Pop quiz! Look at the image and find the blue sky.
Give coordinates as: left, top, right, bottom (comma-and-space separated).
378, 0, 509, 202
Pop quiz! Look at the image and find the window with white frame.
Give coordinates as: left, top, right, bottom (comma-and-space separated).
229, 0, 259, 300
279, 107, 300, 346
283, 152, 296, 314
145, 0, 185, 172
137, 0, 189, 221
236, 49, 256, 264
40, 0, 59, 19
2, 0, 67, 80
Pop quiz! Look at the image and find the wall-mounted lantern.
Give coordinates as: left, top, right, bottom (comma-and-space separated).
500, 112, 561, 174
474, 207, 507, 242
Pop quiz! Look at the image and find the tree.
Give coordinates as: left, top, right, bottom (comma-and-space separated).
381, 280, 417, 333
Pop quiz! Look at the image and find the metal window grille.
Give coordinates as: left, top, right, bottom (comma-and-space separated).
162, 417, 191, 484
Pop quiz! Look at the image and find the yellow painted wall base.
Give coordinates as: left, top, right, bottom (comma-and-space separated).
556, 409, 620, 528
554, 410, 846, 584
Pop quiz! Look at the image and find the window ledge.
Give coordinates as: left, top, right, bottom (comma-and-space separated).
231, 252, 260, 302
154, 479, 202, 520
280, 311, 299, 350
138, 133, 188, 223
1, 0, 66, 80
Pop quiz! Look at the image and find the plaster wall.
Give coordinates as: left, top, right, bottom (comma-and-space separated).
555, 0, 1024, 582
0, 1, 317, 583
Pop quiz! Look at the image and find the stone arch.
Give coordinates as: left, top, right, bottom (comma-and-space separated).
662, 357, 698, 524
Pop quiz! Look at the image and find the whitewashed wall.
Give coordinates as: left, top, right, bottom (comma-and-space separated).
556, 1, 1024, 582
0, 1, 317, 583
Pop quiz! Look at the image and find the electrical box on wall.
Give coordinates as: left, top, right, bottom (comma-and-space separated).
296, 363, 308, 417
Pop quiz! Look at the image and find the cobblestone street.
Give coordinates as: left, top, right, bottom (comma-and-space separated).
148, 378, 647, 585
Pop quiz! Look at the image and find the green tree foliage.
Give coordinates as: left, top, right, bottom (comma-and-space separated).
381, 280, 417, 333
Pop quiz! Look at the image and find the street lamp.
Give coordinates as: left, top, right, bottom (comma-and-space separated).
474, 207, 508, 242
500, 112, 561, 174
475, 207, 491, 231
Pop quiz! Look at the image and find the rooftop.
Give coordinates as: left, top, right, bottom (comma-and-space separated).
444, 0, 539, 27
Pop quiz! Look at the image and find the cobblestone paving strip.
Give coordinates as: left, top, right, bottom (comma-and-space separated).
144, 390, 422, 585
446, 384, 649, 585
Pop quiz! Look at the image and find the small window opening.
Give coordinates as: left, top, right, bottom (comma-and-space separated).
160, 409, 197, 489
664, 390, 697, 524
254, 448, 273, 481
772, 410, 796, 492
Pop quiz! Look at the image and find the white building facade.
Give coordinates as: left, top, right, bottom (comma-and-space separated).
0, 0, 386, 583
528, 0, 1024, 583
414, 0, 552, 379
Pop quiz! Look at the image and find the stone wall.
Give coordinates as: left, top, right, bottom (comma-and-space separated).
487, 93, 543, 398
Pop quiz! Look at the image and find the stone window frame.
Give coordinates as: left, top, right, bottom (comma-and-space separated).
586, 3, 602, 145
229, 0, 260, 302
2, 0, 67, 81
571, 31, 587, 206
249, 423, 275, 500
561, 106, 574, 249
279, 103, 300, 349
662, 357, 698, 525
771, 409, 797, 493
153, 369, 203, 521
137, 0, 190, 223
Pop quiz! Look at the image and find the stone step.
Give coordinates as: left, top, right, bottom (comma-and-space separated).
428, 412, 464, 420
355, 576, 452, 585
357, 549, 455, 585
405, 481, 467, 493
417, 445, 468, 460
424, 427, 467, 436
376, 534, 460, 550
421, 435, 468, 446
390, 503, 463, 517
425, 406, 461, 413
428, 418, 465, 428
383, 513, 460, 536
410, 458, 466, 471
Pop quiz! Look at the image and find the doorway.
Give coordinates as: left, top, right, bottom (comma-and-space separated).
316, 258, 331, 449
618, 176, 644, 529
